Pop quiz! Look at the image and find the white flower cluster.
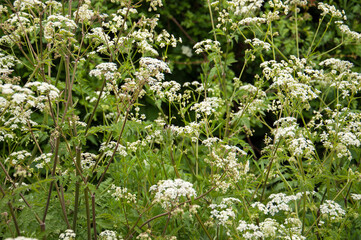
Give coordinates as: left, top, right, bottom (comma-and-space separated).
318, 3, 347, 20
319, 58, 353, 72
1, 81, 60, 135
149, 179, 197, 209
261, 58, 320, 107
245, 38, 271, 51
191, 97, 223, 118
24, 81, 60, 101
33, 153, 53, 169
238, 217, 305, 239
109, 184, 137, 203
351, 194, 361, 201
1, 12, 35, 45
337, 22, 361, 42
0, 5, 8, 14
136, 57, 171, 86
5, 150, 31, 166
139, 57, 171, 75
320, 200, 346, 221
78, 152, 97, 170
149, 80, 182, 102
234, 83, 268, 117
319, 109, 361, 160
261, 56, 325, 112
73, 3, 94, 24
146, 0, 163, 11
227, 0, 264, 16
0, 53, 20, 76
239, 17, 266, 26
44, 14, 77, 43
13, 0, 45, 10
202, 137, 220, 147
237, 219, 272, 239
89, 62, 118, 81
209, 197, 241, 227
169, 121, 200, 140
206, 145, 248, 193
99, 230, 123, 240
273, 117, 298, 142
136, 229, 152, 240
156, 29, 181, 48
99, 141, 127, 158
193, 39, 222, 54
59, 229, 76, 240
252, 192, 305, 216
289, 137, 315, 158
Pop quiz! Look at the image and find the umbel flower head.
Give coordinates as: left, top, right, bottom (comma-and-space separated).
149, 179, 196, 209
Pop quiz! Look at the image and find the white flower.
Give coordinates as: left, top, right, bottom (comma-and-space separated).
320, 200, 346, 220
245, 38, 271, 51
150, 179, 197, 209
191, 97, 222, 116
99, 141, 127, 157
209, 197, 240, 227
193, 39, 222, 54
99, 230, 123, 240
59, 229, 76, 240
351, 194, 361, 200
110, 184, 137, 203
89, 63, 118, 80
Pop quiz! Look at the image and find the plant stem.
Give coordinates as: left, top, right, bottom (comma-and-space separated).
84, 187, 92, 240
8, 201, 20, 236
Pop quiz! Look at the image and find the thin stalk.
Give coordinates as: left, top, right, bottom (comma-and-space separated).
295, 5, 299, 58
207, 0, 217, 41
42, 134, 60, 227
92, 194, 98, 240
72, 147, 82, 230
162, 213, 171, 236
55, 183, 71, 229
84, 188, 92, 240
8, 201, 21, 236
306, 15, 326, 57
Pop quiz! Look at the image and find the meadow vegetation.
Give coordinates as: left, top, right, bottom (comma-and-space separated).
1, 0, 361, 239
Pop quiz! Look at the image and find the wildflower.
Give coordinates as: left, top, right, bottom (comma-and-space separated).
239, 17, 266, 25
33, 153, 53, 169
318, 3, 347, 20
320, 200, 346, 220
99, 230, 123, 240
136, 229, 152, 240
109, 184, 137, 203
89, 63, 118, 80
59, 229, 76, 240
99, 141, 127, 157
73, 3, 94, 23
245, 38, 271, 51
149, 179, 196, 209
209, 197, 241, 227
351, 194, 361, 200
191, 97, 222, 117
193, 39, 222, 54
